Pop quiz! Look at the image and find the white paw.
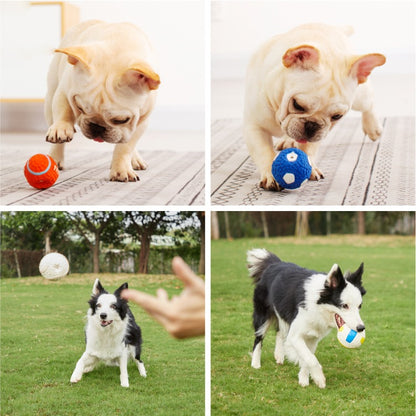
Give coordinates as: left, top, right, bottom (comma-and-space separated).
46, 121, 74, 143
138, 362, 147, 378
131, 151, 148, 170
110, 165, 140, 182
260, 172, 282, 191
276, 137, 297, 151
70, 373, 81, 384
298, 368, 310, 387
274, 355, 284, 365
362, 112, 383, 141
310, 365, 326, 389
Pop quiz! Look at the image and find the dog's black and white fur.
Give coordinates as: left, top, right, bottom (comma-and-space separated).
248, 249, 366, 388
70, 279, 146, 387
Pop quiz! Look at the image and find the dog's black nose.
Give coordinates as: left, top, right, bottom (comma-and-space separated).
304, 121, 320, 138
356, 324, 365, 332
100, 313, 107, 320
89, 122, 106, 137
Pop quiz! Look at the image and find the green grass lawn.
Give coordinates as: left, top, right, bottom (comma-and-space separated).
211, 235, 415, 416
1, 273, 204, 416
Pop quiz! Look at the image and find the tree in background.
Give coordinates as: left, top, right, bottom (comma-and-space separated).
213, 211, 415, 239
126, 211, 201, 274
1, 211, 68, 253
1, 211, 202, 278
67, 211, 124, 273
295, 212, 310, 237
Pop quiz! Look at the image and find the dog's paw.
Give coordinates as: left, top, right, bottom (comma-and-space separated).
70, 374, 81, 384
274, 354, 285, 365
298, 369, 310, 387
131, 150, 148, 170
310, 365, 326, 389
309, 166, 324, 181
362, 111, 383, 141
276, 137, 297, 151
110, 166, 140, 182
120, 381, 130, 388
138, 362, 147, 377
46, 121, 75, 143
260, 173, 283, 191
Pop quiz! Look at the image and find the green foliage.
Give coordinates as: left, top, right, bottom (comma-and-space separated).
1, 274, 204, 416
1, 211, 202, 277
211, 236, 415, 415
215, 212, 415, 238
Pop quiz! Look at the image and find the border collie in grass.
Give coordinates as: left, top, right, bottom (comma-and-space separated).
70, 279, 146, 387
247, 249, 366, 388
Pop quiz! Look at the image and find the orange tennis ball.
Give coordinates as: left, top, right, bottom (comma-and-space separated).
24, 154, 59, 189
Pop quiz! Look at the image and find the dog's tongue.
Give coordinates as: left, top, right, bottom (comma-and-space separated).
93, 138, 105, 143
101, 320, 113, 327
335, 313, 345, 329
297, 139, 308, 144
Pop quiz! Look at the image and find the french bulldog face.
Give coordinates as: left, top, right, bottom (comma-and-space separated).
276, 45, 385, 144
57, 47, 160, 144
71, 93, 141, 144
280, 88, 351, 144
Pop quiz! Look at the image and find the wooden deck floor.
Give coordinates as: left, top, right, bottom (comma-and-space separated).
211, 116, 415, 206
0, 133, 204, 206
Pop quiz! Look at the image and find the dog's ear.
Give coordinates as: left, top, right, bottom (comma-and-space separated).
349, 53, 386, 84
326, 264, 345, 289
114, 282, 128, 297
120, 62, 160, 91
55, 46, 91, 70
282, 45, 320, 70
92, 279, 106, 296
346, 263, 366, 295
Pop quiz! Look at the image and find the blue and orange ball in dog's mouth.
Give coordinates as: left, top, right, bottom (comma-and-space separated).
271, 148, 312, 189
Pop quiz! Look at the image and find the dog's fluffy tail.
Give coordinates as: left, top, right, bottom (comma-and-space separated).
247, 249, 280, 283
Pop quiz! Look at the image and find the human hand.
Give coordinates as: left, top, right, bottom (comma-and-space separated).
122, 257, 205, 339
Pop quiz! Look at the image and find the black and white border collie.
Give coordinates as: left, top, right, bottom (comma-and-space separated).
70, 279, 146, 387
248, 249, 366, 388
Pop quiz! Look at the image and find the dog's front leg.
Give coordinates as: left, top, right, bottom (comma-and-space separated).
288, 335, 326, 388
119, 351, 129, 388
70, 352, 97, 384
352, 82, 383, 141
110, 121, 148, 182
244, 124, 282, 191
46, 89, 75, 144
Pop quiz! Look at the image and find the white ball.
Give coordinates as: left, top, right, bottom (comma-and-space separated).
39, 253, 69, 280
337, 325, 365, 349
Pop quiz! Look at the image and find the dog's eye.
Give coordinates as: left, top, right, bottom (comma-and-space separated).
293, 99, 306, 112
342, 304, 349, 310
96, 303, 101, 308
112, 117, 130, 125
331, 114, 343, 121
110, 304, 117, 309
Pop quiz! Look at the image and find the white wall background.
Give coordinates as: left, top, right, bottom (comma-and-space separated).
75, 0, 205, 130
212, 0, 415, 79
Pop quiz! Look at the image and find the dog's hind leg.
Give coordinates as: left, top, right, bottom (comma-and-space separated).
274, 331, 285, 365
129, 344, 147, 378
251, 316, 272, 369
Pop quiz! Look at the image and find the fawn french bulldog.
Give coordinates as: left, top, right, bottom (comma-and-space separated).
45, 20, 160, 182
244, 23, 385, 191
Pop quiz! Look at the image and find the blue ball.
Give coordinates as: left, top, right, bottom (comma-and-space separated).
271, 148, 312, 189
